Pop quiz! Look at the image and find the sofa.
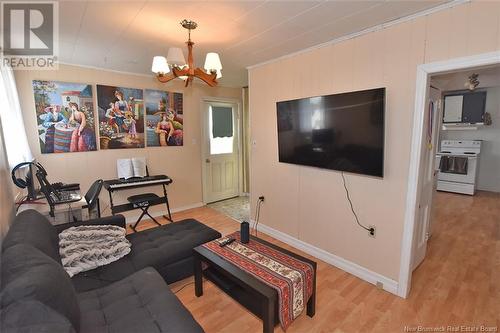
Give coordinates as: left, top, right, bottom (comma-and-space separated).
0, 209, 222, 332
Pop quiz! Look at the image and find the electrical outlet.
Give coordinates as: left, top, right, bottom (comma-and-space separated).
368, 225, 376, 238
258, 196, 265, 202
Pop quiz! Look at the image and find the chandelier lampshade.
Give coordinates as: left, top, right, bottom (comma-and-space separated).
204, 52, 222, 79
151, 56, 169, 74
152, 19, 221, 87
166, 47, 186, 67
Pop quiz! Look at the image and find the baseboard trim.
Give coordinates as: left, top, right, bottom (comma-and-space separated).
124, 202, 205, 225
254, 222, 399, 296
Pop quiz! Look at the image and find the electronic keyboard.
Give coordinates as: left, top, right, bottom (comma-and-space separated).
103, 174, 173, 222
104, 175, 172, 191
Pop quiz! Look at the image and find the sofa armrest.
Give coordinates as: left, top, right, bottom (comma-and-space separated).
54, 215, 126, 234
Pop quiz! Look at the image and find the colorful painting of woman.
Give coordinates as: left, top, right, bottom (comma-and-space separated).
154, 110, 183, 146
41, 105, 67, 153
32, 80, 97, 154
145, 89, 183, 147
96, 85, 144, 149
155, 112, 172, 146
166, 110, 183, 145
114, 90, 127, 131
68, 102, 97, 152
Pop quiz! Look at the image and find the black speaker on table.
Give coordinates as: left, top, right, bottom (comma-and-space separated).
240, 221, 250, 244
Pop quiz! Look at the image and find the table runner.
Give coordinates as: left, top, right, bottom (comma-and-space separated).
202, 232, 314, 330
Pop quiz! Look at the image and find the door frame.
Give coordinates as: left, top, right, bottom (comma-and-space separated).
398, 51, 500, 298
200, 97, 243, 204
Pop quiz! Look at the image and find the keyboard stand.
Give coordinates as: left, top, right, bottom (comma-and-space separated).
103, 175, 173, 224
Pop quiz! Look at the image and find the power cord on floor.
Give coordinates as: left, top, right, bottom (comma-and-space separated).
253, 196, 264, 236
173, 281, 195, 294
172, 278, 205, 294
341, 171, 374, 234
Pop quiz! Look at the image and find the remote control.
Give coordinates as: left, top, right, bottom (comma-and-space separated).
219, 238, 236, 247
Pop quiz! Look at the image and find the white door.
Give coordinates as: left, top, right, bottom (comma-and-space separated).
202, 101, 239, 203
412, 86, 442, 270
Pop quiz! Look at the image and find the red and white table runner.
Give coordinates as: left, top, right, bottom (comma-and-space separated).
203, 232, 314, 330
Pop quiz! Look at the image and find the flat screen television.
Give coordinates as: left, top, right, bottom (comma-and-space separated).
276, 88, 385, 177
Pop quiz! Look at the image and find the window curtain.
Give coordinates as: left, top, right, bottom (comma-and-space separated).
211, 106, 233, 138
0, 66, 32, 168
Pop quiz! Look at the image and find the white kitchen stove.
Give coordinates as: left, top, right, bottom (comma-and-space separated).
435, 140, 482, 195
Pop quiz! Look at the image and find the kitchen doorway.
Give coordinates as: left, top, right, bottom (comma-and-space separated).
399, 51, 500, 298
414, 64, 500, 271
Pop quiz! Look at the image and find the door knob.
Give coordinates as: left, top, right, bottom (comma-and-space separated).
206, 158, 210, 163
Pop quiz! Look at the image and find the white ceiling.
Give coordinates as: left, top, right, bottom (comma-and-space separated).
58, 0, 452, 87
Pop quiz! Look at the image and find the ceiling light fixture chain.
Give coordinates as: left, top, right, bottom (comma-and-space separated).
180, 19, 197, 43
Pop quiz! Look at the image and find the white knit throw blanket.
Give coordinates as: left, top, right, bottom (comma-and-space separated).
59, 225, 131, 277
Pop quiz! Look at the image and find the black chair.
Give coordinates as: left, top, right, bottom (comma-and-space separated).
83, 179, 103, 219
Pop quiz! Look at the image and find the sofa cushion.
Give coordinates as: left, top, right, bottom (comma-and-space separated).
2, 210, 60, 263
0, 244, 80, 330
0, 300, 75, 333
71, 219, 221, 292
77, 267, 204, 333
126, 219, 221, 276
70, 254, 137, 292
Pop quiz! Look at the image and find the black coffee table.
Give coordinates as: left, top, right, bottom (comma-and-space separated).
193, 235, 316, 333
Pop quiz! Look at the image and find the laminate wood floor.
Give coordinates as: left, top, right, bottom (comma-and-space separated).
130, 191, 499, 332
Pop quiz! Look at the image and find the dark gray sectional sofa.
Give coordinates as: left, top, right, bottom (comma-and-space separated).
0, 209, 222, 332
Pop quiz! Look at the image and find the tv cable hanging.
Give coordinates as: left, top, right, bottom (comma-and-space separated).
341, 172, 375, 236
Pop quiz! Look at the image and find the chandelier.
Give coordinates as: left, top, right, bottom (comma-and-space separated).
151, 19, 222, 87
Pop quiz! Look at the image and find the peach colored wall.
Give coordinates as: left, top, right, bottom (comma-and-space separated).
14, 64, 241, 220
249, 1, 500, 280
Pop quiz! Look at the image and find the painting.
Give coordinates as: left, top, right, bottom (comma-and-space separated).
145, 89, 183, 146
96, 85, 144, 149
32, 80, 97, 154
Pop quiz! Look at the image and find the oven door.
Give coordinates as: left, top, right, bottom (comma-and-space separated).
436, 154, 477, 184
